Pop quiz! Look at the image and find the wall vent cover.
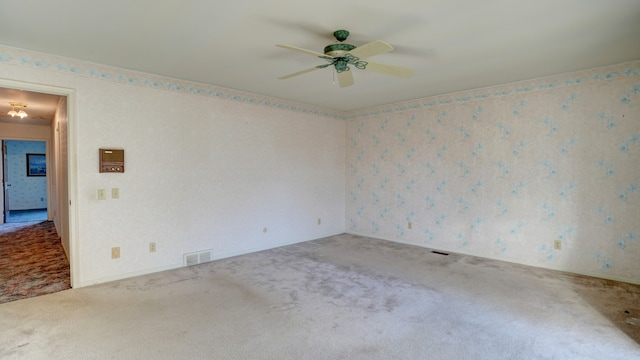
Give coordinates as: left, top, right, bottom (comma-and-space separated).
183, 249, 213, 266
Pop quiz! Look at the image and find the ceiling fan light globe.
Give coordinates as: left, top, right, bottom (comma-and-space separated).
17, 109, 27, 118
334, 59, 349, 72
8, 109, 17, 117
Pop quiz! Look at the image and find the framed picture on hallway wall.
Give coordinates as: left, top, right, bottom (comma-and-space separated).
26, 153, 46, 176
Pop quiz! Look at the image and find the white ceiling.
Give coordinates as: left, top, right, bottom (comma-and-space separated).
0, 0, 639, 118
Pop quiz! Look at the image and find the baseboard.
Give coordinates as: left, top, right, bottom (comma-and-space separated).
78, 263, 183, 288
210, 231, 345, 262
77, 231, 344, 288
345, 231, 640, 286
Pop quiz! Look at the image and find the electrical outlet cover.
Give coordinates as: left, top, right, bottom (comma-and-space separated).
554, 240, 562, 250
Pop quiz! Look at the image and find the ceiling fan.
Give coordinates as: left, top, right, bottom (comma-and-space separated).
276, 29, 414, 87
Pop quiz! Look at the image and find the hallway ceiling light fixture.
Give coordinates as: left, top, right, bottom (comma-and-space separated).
7, 102, 28, 118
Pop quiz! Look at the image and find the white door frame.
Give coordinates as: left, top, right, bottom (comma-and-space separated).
0, 78, 79, 288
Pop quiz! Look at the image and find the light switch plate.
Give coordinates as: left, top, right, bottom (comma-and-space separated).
112, 188, 120, 199
98, 189, 107, 200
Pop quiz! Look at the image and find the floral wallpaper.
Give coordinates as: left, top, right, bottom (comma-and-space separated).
345, 61, 640, 283
4, 140, 47, 211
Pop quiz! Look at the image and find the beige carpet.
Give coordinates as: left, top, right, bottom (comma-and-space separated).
1, 234, 639, 359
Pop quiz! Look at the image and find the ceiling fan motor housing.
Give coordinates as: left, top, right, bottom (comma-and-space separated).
324, 43, 356, 57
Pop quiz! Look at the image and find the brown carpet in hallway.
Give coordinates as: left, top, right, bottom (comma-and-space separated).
0, 221, 71, 303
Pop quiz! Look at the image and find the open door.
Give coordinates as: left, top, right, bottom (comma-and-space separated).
1, 140, 6, 224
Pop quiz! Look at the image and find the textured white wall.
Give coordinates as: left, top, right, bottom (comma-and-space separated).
0, 45, 346, 286
76, 84, 345, 283
345, 61, 640, 283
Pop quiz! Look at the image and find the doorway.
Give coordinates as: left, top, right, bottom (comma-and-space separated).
2, 140, 49, 223
0, 80, 77, 291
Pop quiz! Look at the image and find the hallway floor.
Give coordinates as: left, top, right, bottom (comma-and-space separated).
0, 221, 70, 303
5, 209, 47, 223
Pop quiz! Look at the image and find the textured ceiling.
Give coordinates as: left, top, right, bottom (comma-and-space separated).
0, 0, 639, 116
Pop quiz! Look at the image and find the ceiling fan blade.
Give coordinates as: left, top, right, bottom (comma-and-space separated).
364, 61, 414, 78
337, 70, 354, 88
388, 45, 437, 58
275, 44, 326, 58
278, 66, 321, 80
348, 40, 393, 59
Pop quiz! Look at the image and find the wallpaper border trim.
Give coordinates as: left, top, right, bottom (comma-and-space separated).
0, 44, 638, 120
344, 60, 640, 119
0, 45, 342, 119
